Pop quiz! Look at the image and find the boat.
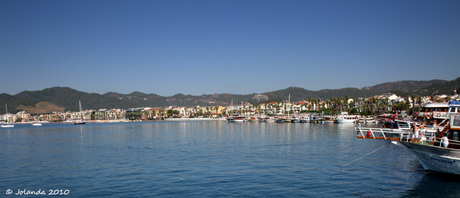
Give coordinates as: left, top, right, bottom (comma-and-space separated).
32, 122, 42, 126
336, 112, 360, 123
0, 123, 14, 128
310, 114, 321, 123
321, 115, 336, 123
358, 116, 376, 123
394, 113, 460, 175
32, 107, 42, 126
300, 115, 310, 123
74, 100, 86, 125
276, 116, 292, 123
1, 104, 14, 128
226, 114, 246, 122
358, 100, 460, 175
291, 117, 300, 123
246, 116, 258, 122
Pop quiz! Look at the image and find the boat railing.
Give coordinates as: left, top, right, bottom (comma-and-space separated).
356, 127, 407, 140
356, 127, 437, 142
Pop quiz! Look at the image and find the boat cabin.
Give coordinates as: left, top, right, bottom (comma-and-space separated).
414, 103, 449, 126
431, 114, 460, 149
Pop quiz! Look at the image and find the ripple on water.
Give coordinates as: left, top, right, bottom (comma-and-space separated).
1, 122, 458, 197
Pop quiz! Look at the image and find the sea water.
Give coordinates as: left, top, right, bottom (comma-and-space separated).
1, 122, 459, 197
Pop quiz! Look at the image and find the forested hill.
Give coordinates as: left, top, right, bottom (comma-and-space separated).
1, 78, 458, 113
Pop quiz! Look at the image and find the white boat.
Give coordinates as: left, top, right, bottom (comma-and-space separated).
264, 117, 276, 122
1, 104, 14, 128
1, 123, 14, 128
396, 140, 460, 175
359, 100, 460, 175
395, 112, 460, 175
358, 117, 376, 123
226, 114, 246, 122
74, 100, 86, 125
336, 112, 360, 123
32, 122, 42, 126
32, 108, 42, 126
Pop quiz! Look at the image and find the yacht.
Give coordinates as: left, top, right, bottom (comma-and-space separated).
226, 114, 246, 122
336, 112, 360, 123
1, 104, 14, 128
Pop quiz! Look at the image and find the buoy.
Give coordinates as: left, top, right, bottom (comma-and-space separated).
367, 130, 371, 137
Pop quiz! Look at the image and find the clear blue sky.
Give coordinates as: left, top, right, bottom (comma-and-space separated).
1, 0, 459, 96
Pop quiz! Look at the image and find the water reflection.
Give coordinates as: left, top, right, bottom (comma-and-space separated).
403, 173, 460, 197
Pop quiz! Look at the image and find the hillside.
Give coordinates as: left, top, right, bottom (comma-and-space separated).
363, 79, 446, 93
16, 102, 65, 114
0, 93, 38, 114
414, 77, 460, 96
15, 87, 133, 111
1, 78, 458, 114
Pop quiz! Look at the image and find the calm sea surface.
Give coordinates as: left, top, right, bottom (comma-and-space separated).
1, 121, 460, 197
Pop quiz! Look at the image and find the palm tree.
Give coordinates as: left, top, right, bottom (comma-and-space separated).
344, 95, 350, 110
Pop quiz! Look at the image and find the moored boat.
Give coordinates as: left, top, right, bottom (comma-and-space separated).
336, 112, 360, 123
0, 123, 14, 128
357, 100, 460, 175
32, 122, 42, 126
226, 114, 246, 122
1, 104, 14, 128
394, 113, 460, 175
74, 100, 86, 125
321, 115, 336, 123
276, 118, 292, 123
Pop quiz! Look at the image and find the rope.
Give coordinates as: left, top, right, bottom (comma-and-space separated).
341, 145, 386, 168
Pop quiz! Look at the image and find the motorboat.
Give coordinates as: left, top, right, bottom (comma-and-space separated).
1, 104, 14, 128
32, 122, 42, 126
394, 114, 460, 175
321, 115, 336, 123
336, 112, 360, 123
357, 100, 460, 175
0, 123, 14, 128
226, 114, 246, 122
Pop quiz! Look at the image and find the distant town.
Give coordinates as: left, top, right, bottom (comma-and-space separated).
1, 92, 459, 123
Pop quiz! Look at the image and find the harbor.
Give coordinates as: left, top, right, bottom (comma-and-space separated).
2, 121, 459, 197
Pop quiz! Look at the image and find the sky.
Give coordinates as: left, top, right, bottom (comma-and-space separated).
1, 0, 459, 96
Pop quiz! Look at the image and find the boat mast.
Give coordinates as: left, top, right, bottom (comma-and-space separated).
231, 99, 233, 113
79, 100, 83, 121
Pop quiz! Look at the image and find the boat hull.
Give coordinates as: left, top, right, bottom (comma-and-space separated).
336, 119, 358, 123
226, 118, 245, 122
399, 141, 460, 175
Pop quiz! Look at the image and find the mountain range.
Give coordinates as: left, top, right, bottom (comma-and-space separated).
1, 77, 458, 114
